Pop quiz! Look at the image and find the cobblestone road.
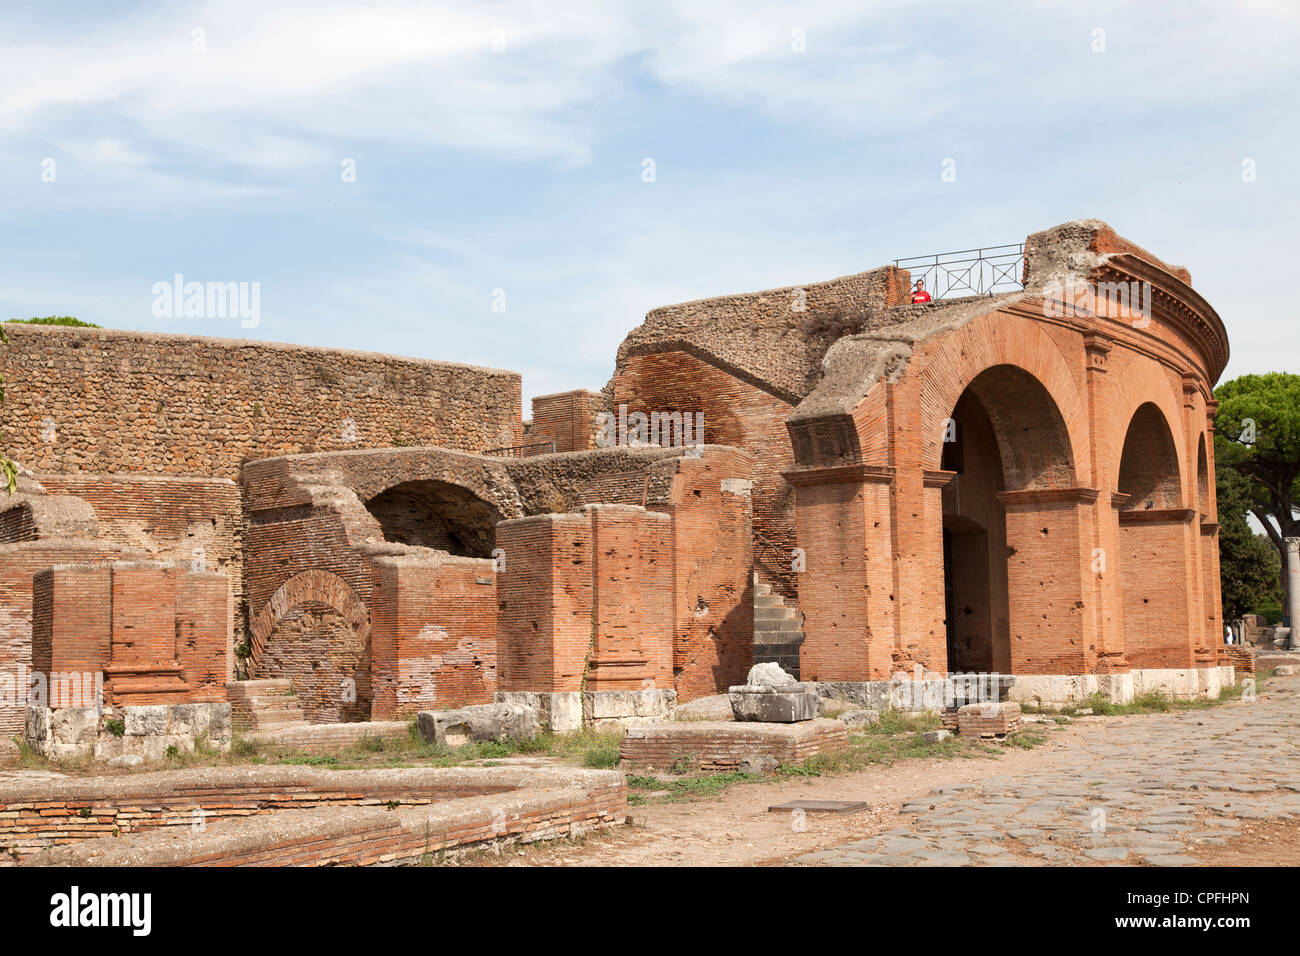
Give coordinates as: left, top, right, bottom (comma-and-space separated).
795, 674, 1300, 866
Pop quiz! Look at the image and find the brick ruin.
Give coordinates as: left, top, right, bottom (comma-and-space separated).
0, 218, 1233, 750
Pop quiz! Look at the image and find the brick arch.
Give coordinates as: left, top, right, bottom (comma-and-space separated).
1115, 401, 1195, 667
249, 569, 370, 666
1117, 402, 1183, 510
363, 479, 502, 558
912, 316, 1085, 490
1099, 369, 1190, 500
340, 450, 520, 517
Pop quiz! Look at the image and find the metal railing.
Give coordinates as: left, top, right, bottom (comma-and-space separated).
894, 243, 1026, 300
482, 440, 556, 459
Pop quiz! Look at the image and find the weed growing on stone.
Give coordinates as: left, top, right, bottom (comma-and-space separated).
626, 771, 758, 803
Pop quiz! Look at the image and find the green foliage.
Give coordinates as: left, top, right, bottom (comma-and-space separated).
858, 710, 942, 735
1258, 599, 1284, 625
5, 316, 100, 327
1214, 373, 1300, 615
1217, 456, 1284, 621
626, 771, 757, 801
581, 741, 622, 768
103, 718, 125, 738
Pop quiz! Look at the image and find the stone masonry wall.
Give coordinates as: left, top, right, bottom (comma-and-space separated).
0, 324, 523, 480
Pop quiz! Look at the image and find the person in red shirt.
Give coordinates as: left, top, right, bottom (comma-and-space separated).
911, 279, 932, 304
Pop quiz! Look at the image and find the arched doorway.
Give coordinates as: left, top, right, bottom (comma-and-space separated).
248, 570, 372, 723
364, 480, 502, 557
253, 603, 371, 722
940, 365, 1077, 674
1116, 403, 1193, 666
1196, 434, 1210, 517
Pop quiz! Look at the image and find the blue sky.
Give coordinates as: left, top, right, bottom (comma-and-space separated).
1, 0, 1297, 406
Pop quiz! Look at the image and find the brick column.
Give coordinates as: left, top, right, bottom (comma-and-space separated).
1097, 493, 1130, 670
586, 505, 673, 691
919, 469, 955, 672
1083, 333, 1125, 669
1181, 375, 1211, 650
784, 465, 896, 681
1287, 538, 1300, 633
495, 513, 592, 693
1204, 400, 1225, 632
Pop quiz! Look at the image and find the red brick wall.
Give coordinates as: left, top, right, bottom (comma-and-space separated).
368, 554, 497, 719
531, 390, 603, 453
29, 562, 229, 708
999, 491, 1097, 674
787, 469, 895, 681
34, 474, 243, 672
251, 602, 371, 722
613, 351, 798, 605
496, 506, 677, 694
496, 449, 754, 700
0, 541, 130, 734
664, 452, 754, 698
587, 506, 674, 691
1120, 513, 1197, 668
496, 513, 592, 693
31, 565, 110, 707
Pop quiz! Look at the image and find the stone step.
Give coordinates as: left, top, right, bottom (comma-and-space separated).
754, 620, 799, 633
755, 632, 804, 646
242, 694, 303, 709
228, 678, 307, 732
250, 714, 306, 730
227, 679, 293, 698
752, 573, 802, 684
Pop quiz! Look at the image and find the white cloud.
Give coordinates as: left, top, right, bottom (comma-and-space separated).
2, 0, 1297, 186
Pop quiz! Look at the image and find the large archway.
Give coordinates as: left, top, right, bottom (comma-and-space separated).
1116, 402, 1194, 667
364, 480, 502, 558
939, 365, 1078, 674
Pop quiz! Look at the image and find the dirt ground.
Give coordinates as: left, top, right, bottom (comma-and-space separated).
464, 706, 1300, 867
470, 722, 1089, 866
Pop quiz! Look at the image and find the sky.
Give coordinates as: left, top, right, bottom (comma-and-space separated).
1, 0, 1297, 406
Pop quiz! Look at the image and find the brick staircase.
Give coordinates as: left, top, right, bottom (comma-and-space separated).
226, 679, 307, 731
752, 573, 804, 679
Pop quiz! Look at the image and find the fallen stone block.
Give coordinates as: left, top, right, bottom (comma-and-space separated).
415, 702, 539, 749
1275, 665, 1296, 676
922, 730, 951, 743
747, 662, 798, 687
729, 685, 821, 722
737, 754, 779, 775
839, 709, 880, 729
